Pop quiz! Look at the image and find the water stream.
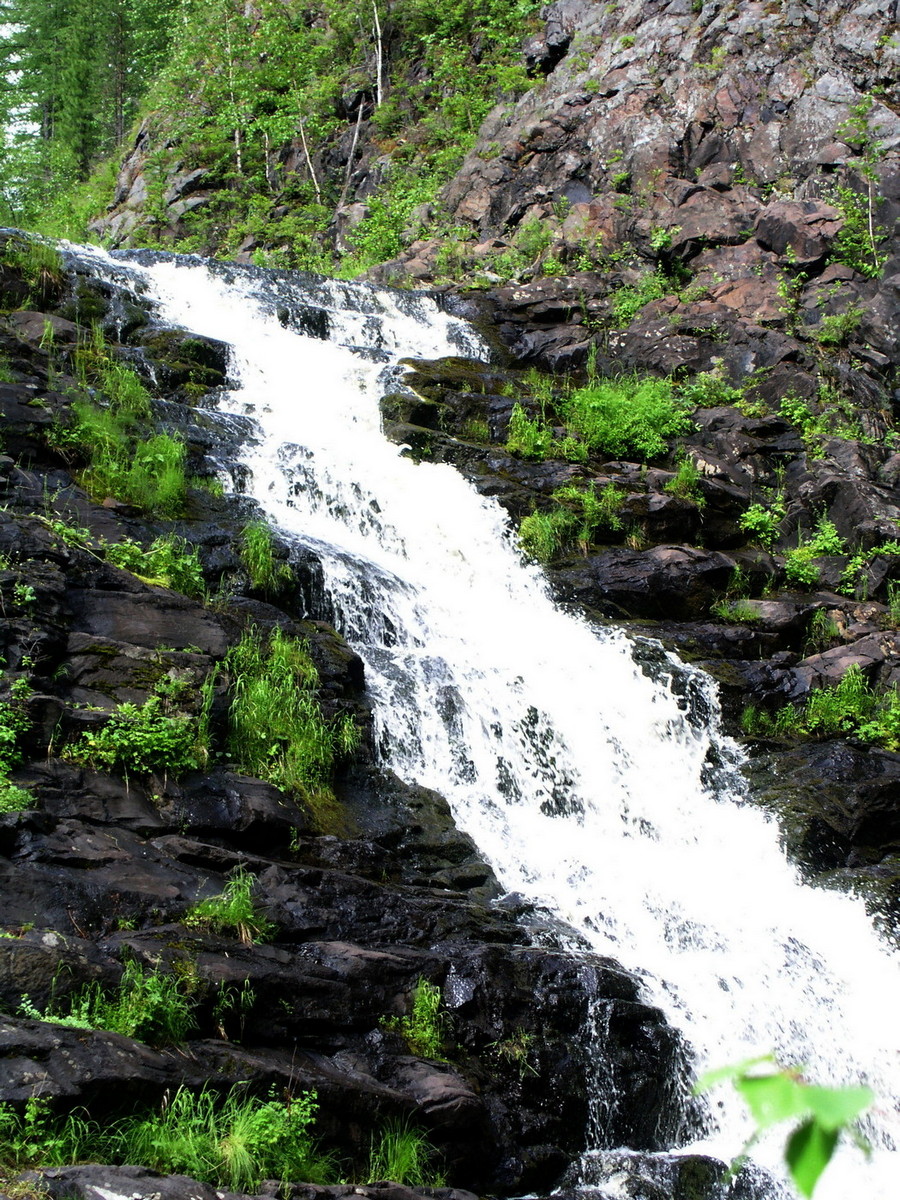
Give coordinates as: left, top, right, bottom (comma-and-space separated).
69, 246, 900, 1197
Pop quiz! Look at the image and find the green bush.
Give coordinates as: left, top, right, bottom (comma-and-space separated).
742, 663, 900, 749
739, 499, 785, 548
678, 368, 744, 407
104, 534, 205, 598
784, 517, 846, 589
611, 270, 669, 325
225, 626, 359, 811
19, 959, 196, 1045
0, 676, 31, 812
558, 375, 692, 461
184, 865, 275, 946
62, 690, 200, 779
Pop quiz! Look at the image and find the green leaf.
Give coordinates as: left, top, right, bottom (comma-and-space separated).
693, 1055, 775, 1095
735, 1072, 813, 1129
802, 1084, 874, 1131
785, 1119, 838, 1197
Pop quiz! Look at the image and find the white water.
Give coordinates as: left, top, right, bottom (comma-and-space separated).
91, 249, 899, 1196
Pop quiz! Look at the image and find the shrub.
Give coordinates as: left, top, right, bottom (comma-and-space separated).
741, 664, 900, 749
19, 959, 196, 1045
366, 1120, 443, 1186
225, 627, 359, 809
104, 534, 205, 598
240, 520, 293, 597
664, 455, 705, 505
0, 1087, 333, 1192
739, 499, 785, 548
813, 306, 862, 347
784, 517, 846, 589
678, 368, 744, 407
0, 676, 31, 812
610, 270, 668, 325
558, 375, 692, 461
184, 865, 274, 945
62, 691, 199, 779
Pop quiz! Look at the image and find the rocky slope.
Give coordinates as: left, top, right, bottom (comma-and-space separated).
0, 234, 705, 1199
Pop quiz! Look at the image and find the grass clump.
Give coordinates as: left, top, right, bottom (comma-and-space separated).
366, 1119, 444, 1186
240, 520, 293, 597
184, 865, 275, 945
518, 482, 625, 563
742, 663, 900, 749
664, 455, 705, 505
784, 517, 846, 589
225, 627, 359, 815
505, 403, 555, 459
384, 978, 448, 1060
19, 959, 196, 1045
611, 270, 669, 325
0, 1086, 333, 1192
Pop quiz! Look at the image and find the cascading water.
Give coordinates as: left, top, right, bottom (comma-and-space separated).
69, 245, 900, 1197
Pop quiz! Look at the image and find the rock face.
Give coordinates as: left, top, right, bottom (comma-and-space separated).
0, 237, 687, 1198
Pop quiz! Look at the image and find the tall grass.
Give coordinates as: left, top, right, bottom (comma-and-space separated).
366, 1119, 443, 1186
183, 865, 274, 945
0, 1087, 334, 1191
559, 375, 692, 461
225, 627, 359, 823
240, 519, 293, 596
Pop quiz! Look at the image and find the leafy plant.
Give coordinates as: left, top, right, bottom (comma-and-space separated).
813, 306, 862, 347
104, 535, 205, 598
611, 270, 669, 325
712, 599, 761, 624
696, 1058, 873, 1197
739, 498, 785, 549
19, 959, 196, 1045
62, 686, 200, 779
678, 367, 744, 408
0, 675, 32, 812
784, 517, 846, 589
184, 865, 275, 945
664, 455, 705, 505
365, 1120, 443, 1186
559, 375, 692, 461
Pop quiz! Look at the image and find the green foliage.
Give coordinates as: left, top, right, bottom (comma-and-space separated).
518, 482, 625, 563
739, 498, 786, 549
366, 1120, 443, 1186
184, 865, 275, 945
839, 541, 900, 598
505, 403, 555, 460
385, 978, 448, 1060
120, 1085, 329, 1190
678, 367, 744, 408
559, 376, 692, 461
62, 684, 201, 779
240, 520, 293, 597
104, 535, 205, 597
743, 663, 900, 750
0, 1086, 332, 1192
19, 959, 196, 1045
224, 627, 359, 815
813, 306, 863, 347
611, 270, 669, 325
784, 517, 846, 589
696, 1058, 873, 1197
0, 676, 32, 812
712, 599, 761, 624
664, 455, 705, 505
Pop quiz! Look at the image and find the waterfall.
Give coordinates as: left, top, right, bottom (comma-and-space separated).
71, 246, 900, 1197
